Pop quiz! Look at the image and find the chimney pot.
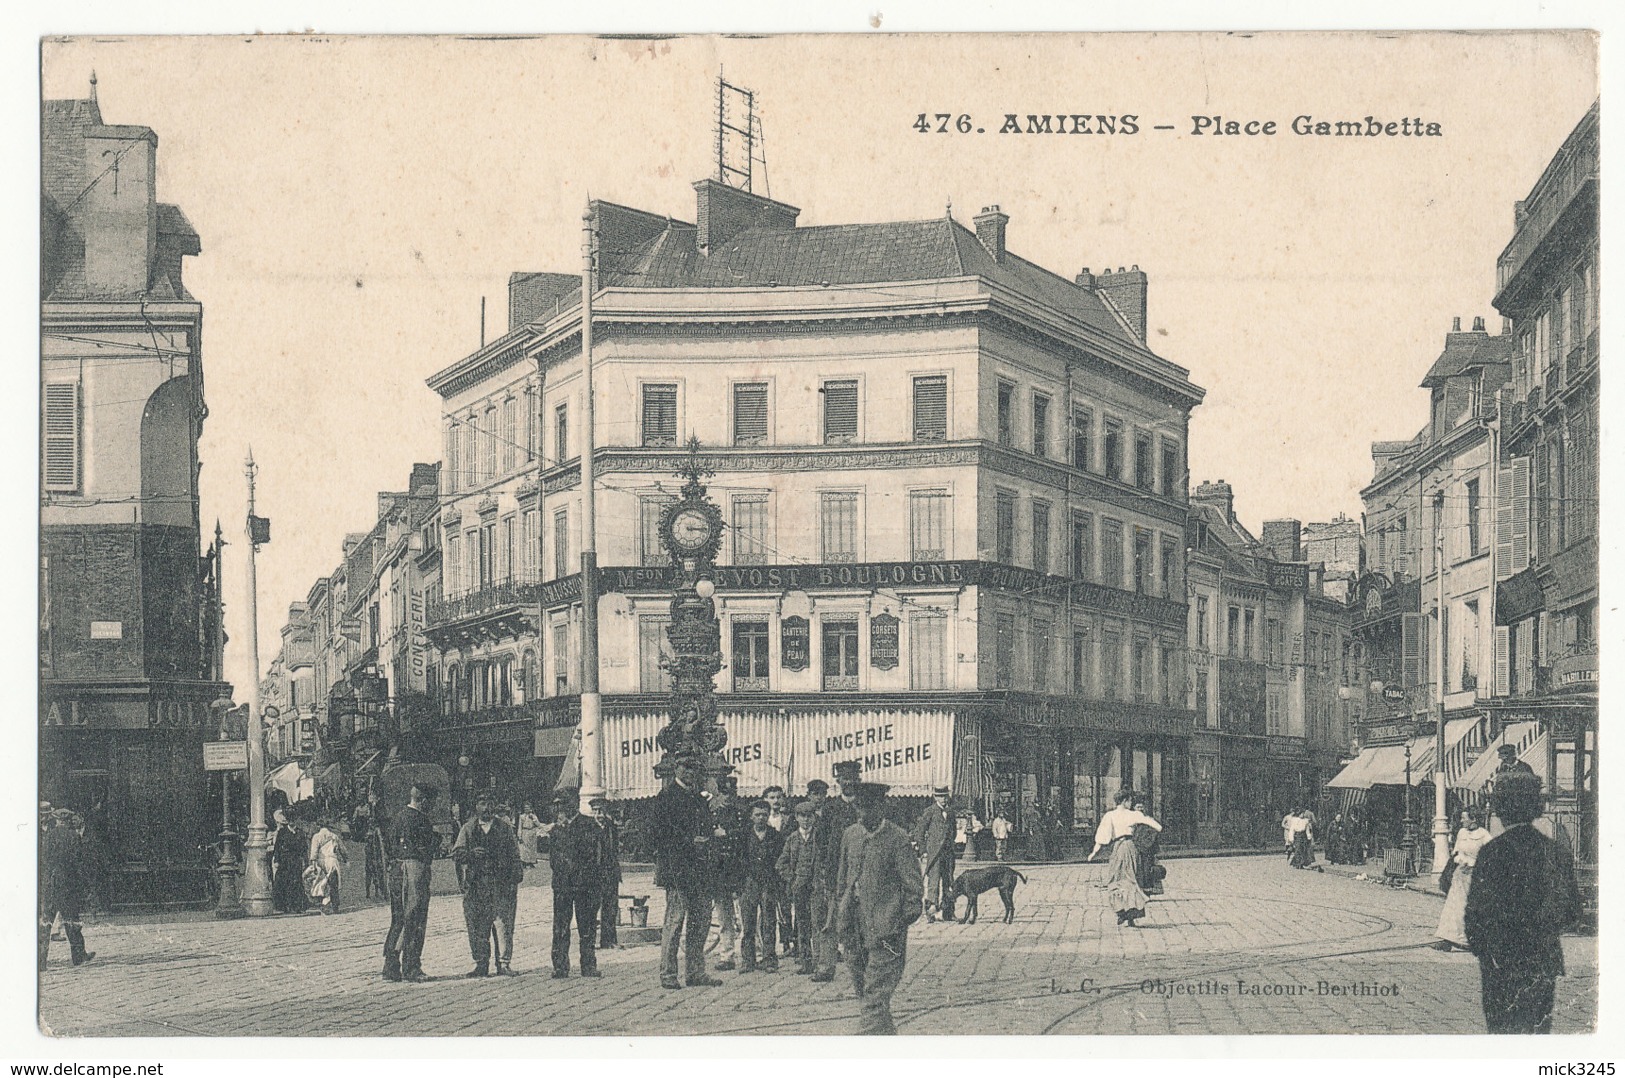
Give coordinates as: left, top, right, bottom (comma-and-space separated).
1472, 316, 1485, 332
1452, 317, 1461, 332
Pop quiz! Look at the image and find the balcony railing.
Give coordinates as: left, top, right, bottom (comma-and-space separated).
426, 580, 540, 628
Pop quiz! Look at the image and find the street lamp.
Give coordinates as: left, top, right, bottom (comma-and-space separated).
240, 450, 273, 916
210, 697, 244, 919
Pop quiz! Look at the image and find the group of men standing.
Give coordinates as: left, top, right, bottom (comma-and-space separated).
377, 782, 622, 981
650, 756, 930, 1035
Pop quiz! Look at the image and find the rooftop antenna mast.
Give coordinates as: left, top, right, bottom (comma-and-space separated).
715, 72, 762, 193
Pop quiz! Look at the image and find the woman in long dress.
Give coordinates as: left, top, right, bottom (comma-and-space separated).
516, 802, 543, 868
270, 811, 306, 914
1432, 806, 1492, 951
1090, 789, 1161, 927
1287, 807, 1316, 868
307, 816, 346, 915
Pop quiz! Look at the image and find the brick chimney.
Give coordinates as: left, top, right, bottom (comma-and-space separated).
1098, 265, 1149, 342
1192, 479, 1235, 523
974, 205, 1009, 263
1261, 519, 1303, 562
82, 125, 158, 295
693, 179, 799, 254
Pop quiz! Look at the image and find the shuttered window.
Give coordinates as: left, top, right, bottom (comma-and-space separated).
641, 495, 676, 566
1401, 612, 1429, 691
732, 496, 769, 565
911, 613, 947, 689
1495, 456, 1531, 580
443, 419, 460, 494
1032, 501, 1051, 573
1494, 625, 1511, 697
995, 492, 1017, 563
642, 384, 678, 446
820, 492, 858, 562
909, 490, 949, 559
912, 375, 947, 441
823, 379, 858, 443
733, 382, 768, 445
640, 617, 674, 693
43, 382, 81, 492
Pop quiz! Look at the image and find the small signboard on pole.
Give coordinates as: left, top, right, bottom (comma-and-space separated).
204, 741, 249, 772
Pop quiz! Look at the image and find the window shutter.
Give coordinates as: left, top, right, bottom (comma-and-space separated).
1401, 612, 1427, 689
1537, 610, 1550, 665
912, 376, 947, 441
43, 382, 81, 492
1494, 465, 1514, 580
1494, 626, 1510, 697
1508, 456, 1531, 571
642, 385, 678, 446
823, 380, 858, 443
733, 383, 768, 445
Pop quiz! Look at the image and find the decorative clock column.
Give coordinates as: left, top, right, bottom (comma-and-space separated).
653, 440, 730, 786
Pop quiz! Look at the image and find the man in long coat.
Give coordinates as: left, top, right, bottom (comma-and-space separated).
451, 792, 524, 977
648, 755, 722, 989
912, 785, 956, 922
589, 795, 623, 949
811, 761, 862, 981
39, 809, 94, 969
1464, 770, 1582, 1034
830, 782, 924, 1035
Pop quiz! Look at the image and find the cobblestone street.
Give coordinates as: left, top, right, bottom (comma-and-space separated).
37, 855, 1597, 1038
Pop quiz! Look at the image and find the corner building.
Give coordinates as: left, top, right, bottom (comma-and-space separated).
425, 182, 1204, 843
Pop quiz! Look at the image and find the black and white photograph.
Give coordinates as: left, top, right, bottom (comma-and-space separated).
30, 26, 1602, 1050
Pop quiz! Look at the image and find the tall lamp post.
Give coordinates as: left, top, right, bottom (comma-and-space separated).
1430, 492, 1450, 879
241, 450, 273, 916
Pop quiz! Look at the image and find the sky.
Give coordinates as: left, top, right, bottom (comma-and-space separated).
37, 31, 1598, 696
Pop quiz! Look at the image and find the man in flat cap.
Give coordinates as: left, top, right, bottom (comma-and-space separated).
589, 795, 623, 950
776, 799, 822, 974
383, 782, 440, 982
1465, 770, 1582, 1033
912, 784, 956, 922
649, 755, 722, 989
830, 782, 923, 1034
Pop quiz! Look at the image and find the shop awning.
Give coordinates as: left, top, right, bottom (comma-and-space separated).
1408, 718, 1482, 784
534, 726, 577, 759
1454, 723, 1544, 792
1326, 744, 1411, 789
266, 760, 310, 802
553, 732, 581, 792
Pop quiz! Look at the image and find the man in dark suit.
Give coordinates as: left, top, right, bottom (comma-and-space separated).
831, 782, 924, 1035
451, 791, 524, 978
1465, 770, 1582, 1034
709, 774, 749, 971
589, 795, 622, 949
39, 809, 93, 969
648, 755, 722, 989
811, 762, 862, 982
912, 784, 956, 922
548, 789, 605, 978
738, 799, 786, 973
383, 783, 440, 982
776, 799, 821, 975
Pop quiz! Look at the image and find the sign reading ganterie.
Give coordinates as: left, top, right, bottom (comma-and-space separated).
781, 616, 809, 671
870, 612, 899, 670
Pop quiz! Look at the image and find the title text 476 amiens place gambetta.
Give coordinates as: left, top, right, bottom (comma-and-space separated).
913, 113, 1443, 137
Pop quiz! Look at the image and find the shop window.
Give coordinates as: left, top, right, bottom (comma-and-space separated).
822, 619, 860, 690
732, 620, 771, 692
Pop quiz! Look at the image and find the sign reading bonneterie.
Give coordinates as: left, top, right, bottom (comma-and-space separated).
598, 708, 954, 798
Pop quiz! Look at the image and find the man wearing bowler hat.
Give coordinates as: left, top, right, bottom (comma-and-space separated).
830, 782, 923, 1034
912, 784, 956, 922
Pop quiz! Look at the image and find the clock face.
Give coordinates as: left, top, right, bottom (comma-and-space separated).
670, 507, 715, 552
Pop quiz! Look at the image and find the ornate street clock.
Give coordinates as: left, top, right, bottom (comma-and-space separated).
659, 474, 725, 568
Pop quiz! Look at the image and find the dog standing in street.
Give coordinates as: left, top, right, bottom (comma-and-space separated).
948, 866, 1027, 924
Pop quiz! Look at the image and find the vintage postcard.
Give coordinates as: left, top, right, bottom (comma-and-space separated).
34, 30, 1599, 1046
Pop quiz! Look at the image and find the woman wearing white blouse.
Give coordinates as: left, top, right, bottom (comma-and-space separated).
1433, 806, 1493, 951
1089, 789, 1162, 927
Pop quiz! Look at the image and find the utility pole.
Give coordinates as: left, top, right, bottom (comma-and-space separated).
578, 205, 604, 814
1431, 491, 1450, 878
241, 450, 273, 915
